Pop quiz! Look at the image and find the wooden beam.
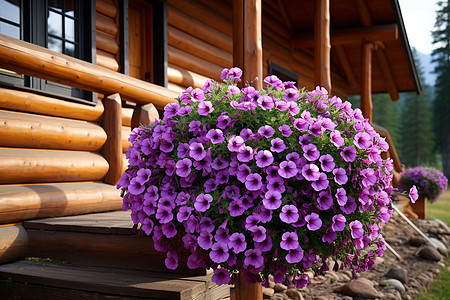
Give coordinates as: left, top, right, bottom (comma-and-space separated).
131, 103, 159, 129
168, 65, 210, 89
233, 0, 244, 75
0, 225, 28, 264
293, 24, 398, 48
374, 47, 400, 101
102, 94, 123, 185
360, 42, 373, 124
0, 34, 178, 109
235, 273, 263, 300
354, 0, 373, 26
314, 0, 331, 92
334, 45, 358, 90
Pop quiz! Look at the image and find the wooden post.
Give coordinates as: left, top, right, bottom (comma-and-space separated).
233, 0, 263, 89
102, 93, 123, 185
360, 42, 373, 123
235, 273, 263, 300
131, 103, 160, 128
314, 0, 331, 92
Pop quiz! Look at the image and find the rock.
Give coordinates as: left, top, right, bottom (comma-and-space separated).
274, 283, 288, 292
380, 278, 405, 293
271, 293, 289, 300
338, 273, 351, 282
335, 279, 379, 299
263, 287, 275, 298
374, 256, 385, 266
383, 288, 402, 300
429, 237, 448, 255
408, 237, 427, 247
416, 274, 431, 289
325, 271, 339, 282
341, 269, 353, 279
314, 296, 333, 300
418, 245, 442, 261
356, 277, 375, 287
286, 288, 303, 300
385, 267, 408, 283
431, 218, 450, 233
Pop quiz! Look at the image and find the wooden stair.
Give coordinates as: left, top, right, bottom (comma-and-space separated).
0, 211, 230, 299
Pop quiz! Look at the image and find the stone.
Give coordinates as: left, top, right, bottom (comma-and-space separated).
325, 271, 339, 282
431, 218, 450, 233
335, 279, 379, 299
271, 293, 289, 300
380, 278, 405, 293
274, 283, 288, 292
385, 267, 408, 283
408, 237, 427, 247
338, 273, 351, 282
341, 269, 353, 279
263, 287, 275, 298
374, 256, 385, 266
418, 245, 442, 261
357, 277, 375, 287
286, 288, 303, 300
416, 274, 431, 289
314, 296, 333, 300
429, 237, 448, 255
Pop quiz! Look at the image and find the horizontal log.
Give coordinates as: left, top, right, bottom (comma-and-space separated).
122, 154, 128, 175
0, 225, 28, 264
96, 50, 119, 72
168, 82, 186, 93
168, 46, 223, 81
167, 6, 232, 53
0, 34, 178, 109
96, 30, 119, 55
168, 0, 232, 36
168, 25, 232, 68
293, 24, 399, 48
0, 110, 106, 152
122, 107, 133, 126
168, 65, 210, 89
96, 12, 118, 37
0, 87, 103, 122
122, 126, 131, 153
96, 0, 117, 19
0, 148, 109, 184
0, 183, 122, 224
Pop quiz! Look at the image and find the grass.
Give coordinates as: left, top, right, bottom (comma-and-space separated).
415, 189, 450, 300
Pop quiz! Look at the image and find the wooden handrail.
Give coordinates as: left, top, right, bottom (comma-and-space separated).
0, 34, 179, 110
372, 123, 402, 173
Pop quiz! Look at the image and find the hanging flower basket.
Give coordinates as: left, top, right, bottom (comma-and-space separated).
118, 68, 394, 288
399, 167, 448, 203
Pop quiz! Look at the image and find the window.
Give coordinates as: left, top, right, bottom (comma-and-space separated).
0, 0, 95, 102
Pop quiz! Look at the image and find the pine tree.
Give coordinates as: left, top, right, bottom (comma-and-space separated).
432, 0, 450, 178
399, 49, 435, 167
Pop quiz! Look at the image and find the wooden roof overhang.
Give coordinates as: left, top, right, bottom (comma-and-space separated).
277, 0, 421, 100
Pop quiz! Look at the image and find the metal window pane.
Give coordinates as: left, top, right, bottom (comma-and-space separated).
48, 36, 63, 53
64, 41, 75, 57
48, 10, 63, 37
0, 0, 20, 24
0, 21, 20, 39
65, 17, 74, 42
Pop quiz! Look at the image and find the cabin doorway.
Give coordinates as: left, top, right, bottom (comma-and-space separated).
128, 0, 153, 83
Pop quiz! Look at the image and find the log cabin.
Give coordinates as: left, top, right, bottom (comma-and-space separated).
0, 0, 419, 299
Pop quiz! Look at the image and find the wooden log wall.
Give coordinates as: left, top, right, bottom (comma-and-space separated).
96, 0, 120, 72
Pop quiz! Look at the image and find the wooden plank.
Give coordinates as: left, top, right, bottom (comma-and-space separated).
0, 183, 121, 224
131, 103, 159, 129
96, 30, 119, 55
0, 87, 103, 122
97, 49, 120, 71
167, 6, 232, 54
102, 94, 123, 185
360, 42, 373, 123
168, 65, 210, 89
314, 0, 331, 92
168, 25, 232, 68
0, 261, 207, 299
0, 110, 106, 152
0, 34, 178, 110
96, 12, 118, 36
0, 225, 28, 264
96, 0, 117, 19
0, 148, 109, 184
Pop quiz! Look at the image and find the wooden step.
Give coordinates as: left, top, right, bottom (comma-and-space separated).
0, 260, 230, 300
23, 211, 207, 275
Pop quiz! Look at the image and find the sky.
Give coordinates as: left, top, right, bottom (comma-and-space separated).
398, 0, 440, 54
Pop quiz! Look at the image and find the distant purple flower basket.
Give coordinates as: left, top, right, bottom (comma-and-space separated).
399, 167, 448, 203
118, 68, 394, 288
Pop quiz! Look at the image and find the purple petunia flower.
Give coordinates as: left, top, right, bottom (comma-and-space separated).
280, 205, 299, 224
240, 128, 253, 141
305, 213, 322, 231
319, 154, 335, 172
302, 144, 320, 161
217, 114, 231, 129
332, 214, 346, 232
198, 231, 213, 250
128, 178, 145, 195
177, 206, 192, 222
135, 168, 152, 185
341, 196, 357, 214
271, 138, 287, 153
258, 125, 275, 138
212, 268, 230, 286
177, 143, 190, 158
194, 193, 213, 212
189, 142, 206, 161
349, 220, 364, 239
311, 172, 329, 191
191, 88, 206, 102
237, 145, 254, 162
206, 129, 224, 144
335, 187, 348, 206
284, 88, 299, 102
341, 146, 357, 162
263, 190, 282, 210
250, 225, 267, 243
330, 130, 344, 147
175, 158, 192, 177
409, 185, 418, 203
257, 94, 275, 110
333, 167, 348, 185
155, 206, 173, 224
317, 190, 333, 210
295, 274, 311, 289
209, 242, 229, 263
227, 67, 243, 80
165, 251, 178, 270
244, 249, 263, 268
229, 233, 247, 253
279, 124, 292, 137
161, 222, 177, 238
286, 246, 304, 263
266, 176, 286, 194
245, 173, 263, 191
280, 232, 299, 250
322, 228, 337, 243
228, 199, 245, 217
228, 135, 244, 152
163, 103, 179, 119
302, 164, 320, 181
294, 118, 309, 131
354, 132, 372, 149
237, 164, 252, 183
278, 161, 298, 178
255, 150, 274, 168
198, 100, 214, 116
298, 134, 311, 146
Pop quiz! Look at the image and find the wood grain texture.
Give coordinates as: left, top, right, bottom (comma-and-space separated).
96, 0, 117, 19
0, 110, 106, 152
0, 87, 103, 122
235, 272, 262, 300
96, 30, 119, 55
168, 65, 210, 89
0, 225, 28, 264
96, 12, 118, 36
0, 34, 178, 109
131, 103, 159, 129
101, 94, 123, 185
244, 0, 263, 89
0, 182, 122, 224
360, 42, 373, 124
97, 50, 119, 71
0, 148, 109, 184
314, 0, 331, 92
122, 126, 132, 153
